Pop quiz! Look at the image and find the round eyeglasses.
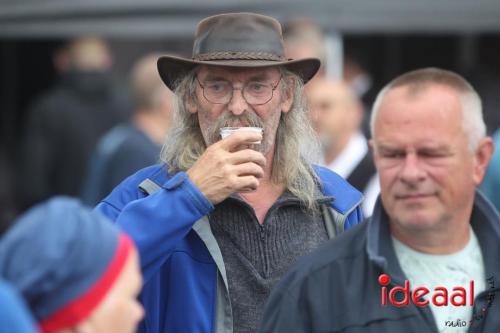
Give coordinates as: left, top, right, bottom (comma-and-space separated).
195, 76, 282, 105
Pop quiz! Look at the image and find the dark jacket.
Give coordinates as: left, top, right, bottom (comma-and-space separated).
260, 192, 500, 333
95, 164, 364, 333
81, 124, 161, 205
18, 70, 130, 207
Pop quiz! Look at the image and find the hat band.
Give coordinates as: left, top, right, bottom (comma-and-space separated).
38, 234, 134, 333
193, 51, 286, 61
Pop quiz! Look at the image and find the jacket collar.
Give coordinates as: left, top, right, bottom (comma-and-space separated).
470, 192, 500, 287
366, 190, 500, 286
312, 164, 363, 215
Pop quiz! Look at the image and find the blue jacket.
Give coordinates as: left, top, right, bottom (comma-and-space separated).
0, 279, 37, 333
96, 164, 363, 333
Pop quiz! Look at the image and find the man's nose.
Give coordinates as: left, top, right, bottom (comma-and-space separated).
399, 153, 426, 184
227, 89, 248, 116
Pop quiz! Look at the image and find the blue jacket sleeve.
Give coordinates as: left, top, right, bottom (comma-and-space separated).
95, 172, 214, 282
344, 205, 364, 230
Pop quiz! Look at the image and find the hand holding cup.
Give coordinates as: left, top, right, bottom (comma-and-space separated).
186, 129, 266, 204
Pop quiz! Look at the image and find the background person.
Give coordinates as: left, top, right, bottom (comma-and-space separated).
307, 78, 379, 216
283, 18, 327, 78
81, 53, 175, 205
17, 37, 131, 208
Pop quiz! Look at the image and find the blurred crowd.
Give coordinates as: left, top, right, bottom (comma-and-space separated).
1, 21, 499, 223
1, 13, 500, 333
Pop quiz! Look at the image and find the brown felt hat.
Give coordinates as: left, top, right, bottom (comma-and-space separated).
157, 12, 321, 90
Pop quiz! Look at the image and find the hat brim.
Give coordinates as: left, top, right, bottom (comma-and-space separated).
157, 55, 321, 90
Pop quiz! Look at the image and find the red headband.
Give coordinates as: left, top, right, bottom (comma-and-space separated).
39, 234, 134, 333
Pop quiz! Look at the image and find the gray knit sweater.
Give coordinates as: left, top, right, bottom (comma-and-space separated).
209, 191, 333, 333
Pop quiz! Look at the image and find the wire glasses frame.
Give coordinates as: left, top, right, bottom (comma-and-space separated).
195, 76, 282, 106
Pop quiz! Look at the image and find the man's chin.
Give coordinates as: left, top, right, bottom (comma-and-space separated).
393, 212, 441, 231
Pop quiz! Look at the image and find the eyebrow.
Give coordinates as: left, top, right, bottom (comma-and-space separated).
377, 144, 451, 152
377, 145, 402, 153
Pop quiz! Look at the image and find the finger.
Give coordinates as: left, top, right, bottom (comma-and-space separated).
228, 149, 266, 167
232, 162, 265, 178
217, 131, 263, 151
233, 175, 260, 191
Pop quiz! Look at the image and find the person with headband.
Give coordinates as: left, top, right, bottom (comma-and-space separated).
0, 197, 144, 333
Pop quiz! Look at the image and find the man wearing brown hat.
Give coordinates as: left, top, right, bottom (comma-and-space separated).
96, 12, 363, 333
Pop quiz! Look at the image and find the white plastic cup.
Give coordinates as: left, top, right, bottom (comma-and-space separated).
219, 127, 263, 144
220, 127, 263, 193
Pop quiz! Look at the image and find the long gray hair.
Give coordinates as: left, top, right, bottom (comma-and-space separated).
160, 67, 322, 210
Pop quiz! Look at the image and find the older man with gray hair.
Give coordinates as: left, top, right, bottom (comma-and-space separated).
261, 68, 499, 333
95, 12, 364, 333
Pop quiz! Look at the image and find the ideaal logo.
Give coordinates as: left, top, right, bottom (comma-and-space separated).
378, 274, 496, 326
378, 274, 475, 307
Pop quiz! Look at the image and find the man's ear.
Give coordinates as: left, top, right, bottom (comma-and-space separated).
281, 77, 295, 114
473, 136, 494, 185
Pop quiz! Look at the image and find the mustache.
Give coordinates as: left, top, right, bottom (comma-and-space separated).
207, 111, 263, 144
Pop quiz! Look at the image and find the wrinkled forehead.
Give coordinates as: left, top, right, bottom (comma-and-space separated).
197, 65, 281, 82
379, 84, 461, 116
